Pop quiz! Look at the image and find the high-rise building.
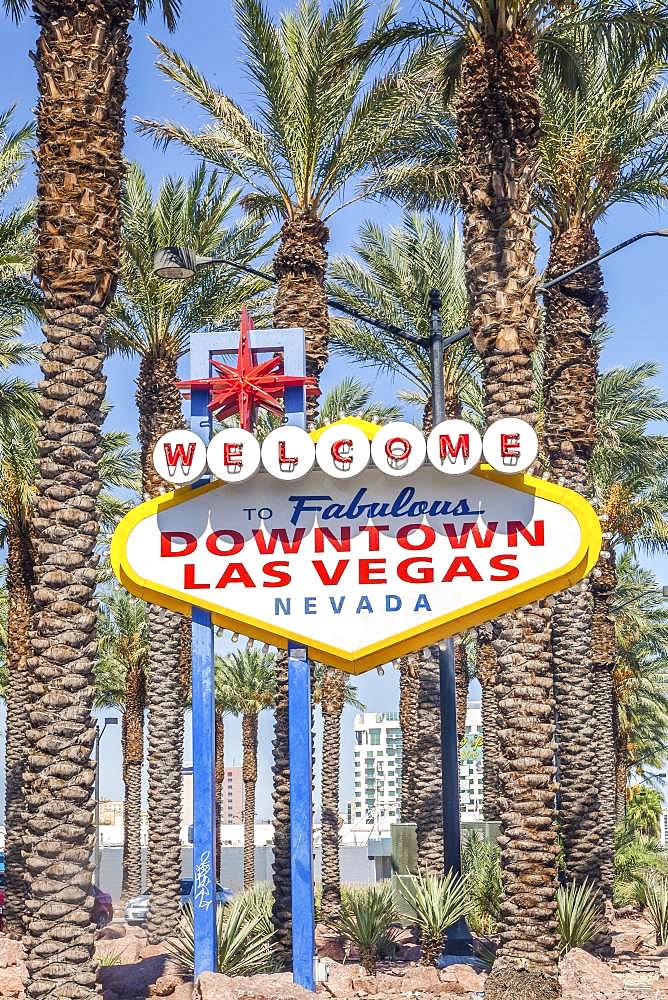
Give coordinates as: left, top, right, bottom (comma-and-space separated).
353, 712, 403, 823
221, 767, 244, 824
351, 702, 484, 825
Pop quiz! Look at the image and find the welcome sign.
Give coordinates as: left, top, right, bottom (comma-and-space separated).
111, 419, 601, 673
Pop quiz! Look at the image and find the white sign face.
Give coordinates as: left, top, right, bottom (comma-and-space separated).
370, 422, 427, 478
152, 430, 208, 485
427, 420, 483, 475
315, 423, 371, 479
206, 429, 261, 483
113, 452, 600, 673
261, 427, 315, 481
483, 417, 539, 474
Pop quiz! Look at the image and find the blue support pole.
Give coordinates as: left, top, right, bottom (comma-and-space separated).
190, 385, 218, 976
288, 641, 316, 991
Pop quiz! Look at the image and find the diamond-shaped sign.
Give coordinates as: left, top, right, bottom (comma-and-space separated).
111, 419, 601, 674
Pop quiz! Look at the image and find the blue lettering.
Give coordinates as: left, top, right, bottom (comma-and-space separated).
275, 598, 291, 615
305, 597, 317, 614
356, 596, 373, 614
287, 494, 330, 526
386, 594, 402, 612
329, 596, 345, 614
414, 593, 432, 612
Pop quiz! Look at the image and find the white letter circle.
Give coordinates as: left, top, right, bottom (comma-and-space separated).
315, 423, 370, 479
261, 426, 315, 481
153, 430, 208, 486
426, 420, 482, 475
483, 418, 538, 474
207, 428, 261, 483
371, 421, 426, 477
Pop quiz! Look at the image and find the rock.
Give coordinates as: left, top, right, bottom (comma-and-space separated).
397, 944, 421, 963
402, 965, 441, 992
97, 925, 127, 942
316, 924, 347, 963
0, 966, 24, 999
559, 948, 627, 1000
196, 971, 316, 1000
148, 974, 188, 996
0, 936, 25, 969
96, 935, 141, 966
101, 955, 183, 998
102, 991, 121, 1000
438, 963, 486, 995
323, 962, 362, 997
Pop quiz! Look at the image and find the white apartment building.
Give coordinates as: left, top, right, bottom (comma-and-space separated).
352, 702, 484, 824
353, 712, 403, 824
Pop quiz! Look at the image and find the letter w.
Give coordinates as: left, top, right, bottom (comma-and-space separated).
253, 528, 306, 554
163, 442, 196, 477
444, 521, 498, 549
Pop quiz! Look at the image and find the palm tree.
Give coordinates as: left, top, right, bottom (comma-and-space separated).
108, 161, 268, 941
216, 649, 276, 888
95, 589, 149, 901
328, 212, 480, 429
626, 786, 663, 840
537, 27, 668, 900
138, 0, 436, 956
2, 0, 184, 984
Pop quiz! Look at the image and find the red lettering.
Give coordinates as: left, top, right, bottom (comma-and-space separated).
444, 522, 498, 549
501, 433, 520, 458
358, 559, 387, 584
397, 558, 434, 583
359, 524, 390, 551
385, 437, 411, 462
490, 554, 519, 581
312, 560, 349, 586
206, 530, 245, 556
216, 563, 255, 588
331, 439, 353, 467
263, 560, 291, 587
440, 434, 469, 462
442, 556, 483, 582
161, 531, 197, 557
397, 524, 436, 550
278, 440, 297, 468
314, 527, 351, 552
163, 442, 196, 475
253, 528, 306, 554
507, 519, 545, 547
184, 563, 210, 589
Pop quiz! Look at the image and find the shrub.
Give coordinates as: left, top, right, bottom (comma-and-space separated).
462, 831, 502, 935
556, 880, 603, 954
398, 870, 470, 966
335, 884, 397, 974
97, 951, 122, 967
169, 887, 278, 976
614, 826, 668, 906
640, 876, 668, 945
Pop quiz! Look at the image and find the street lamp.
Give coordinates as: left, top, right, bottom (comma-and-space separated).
94, 716, 118, 888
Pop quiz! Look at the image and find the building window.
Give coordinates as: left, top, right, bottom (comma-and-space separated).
369, 729, 381, 745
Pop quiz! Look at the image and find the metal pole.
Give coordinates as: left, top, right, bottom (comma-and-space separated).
428, 289, 473, 958
94, 727, 101, 886
539, 229, 668, 291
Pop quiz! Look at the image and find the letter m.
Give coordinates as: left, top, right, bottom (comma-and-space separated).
440, 434, 469, 464
163, 442, 196, 477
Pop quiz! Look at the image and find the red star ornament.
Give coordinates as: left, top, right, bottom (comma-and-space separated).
178, 307, 320, 430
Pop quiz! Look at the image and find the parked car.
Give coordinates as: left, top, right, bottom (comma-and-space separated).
124, 879, 233, 925
92, 885, 113, 929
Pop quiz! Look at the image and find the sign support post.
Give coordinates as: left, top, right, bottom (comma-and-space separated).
190, 384, 218, 977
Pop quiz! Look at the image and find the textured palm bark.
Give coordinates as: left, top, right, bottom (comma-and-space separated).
399, 655, 420, 825
458, 30, 560, 998
320, 667, 345, 924
414, 657, 443, 872
271, 651, 292, 962
24, 3, 132, 990
4, 523, 35, 936
544, 225, 605, 892
242, 713, 258, 889
273, 213, 329, 426
592, 545, 617, 896
477, 625, 500, 821
121, 660, 145, 900
215, 712, 225, 880
454, 636, 468, 745
137, 351, 187, 943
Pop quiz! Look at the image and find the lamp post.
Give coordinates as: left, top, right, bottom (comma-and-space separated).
94, 716, 118, 888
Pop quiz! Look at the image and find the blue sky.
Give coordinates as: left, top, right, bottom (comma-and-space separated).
2, 0, 668, 820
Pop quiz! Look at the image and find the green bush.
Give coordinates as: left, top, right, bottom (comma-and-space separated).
462, 831, 502, 935
556, 880, 603, 954
398, 870, 470, 966
640, 875, 668, 945
335, 884, 397, 974
169, 887, 278, 976
614, 826, 668, 906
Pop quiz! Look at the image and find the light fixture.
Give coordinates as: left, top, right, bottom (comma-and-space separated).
153, 246, 202, 280
104, 717, 118, 727
231, 632, 239, 643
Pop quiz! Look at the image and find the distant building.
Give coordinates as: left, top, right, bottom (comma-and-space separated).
460, 700, 483, 818
353, 712, 403, 824
99, 800, 124, 826
221, 767, 244, 824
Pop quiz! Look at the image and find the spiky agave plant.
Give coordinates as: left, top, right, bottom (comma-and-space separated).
399, 869, 470, 966
556, 880, 603, 954
336, 884, 397, 974
640, 876, 668, 946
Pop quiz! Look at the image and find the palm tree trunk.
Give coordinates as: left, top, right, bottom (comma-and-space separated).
544, 224, 606, 895
477, 625, 499, 822
320, 668, 345, 924
23, 3, 131, 990
4, 523, 35, 936
271, 651, 292, 961
458, 30, 560, 997
273, 212, 329, 427
121, 661, 145, 901
454, 636, 468, 745
399, 655, 420, 825
592, 544, 618, 894
137, 351, 187, 943
414, 657, 443, 873
242, 713, 258, 889
215, 711, 225, 880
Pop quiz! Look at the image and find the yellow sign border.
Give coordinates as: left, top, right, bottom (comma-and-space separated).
111, 419, 602, 674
